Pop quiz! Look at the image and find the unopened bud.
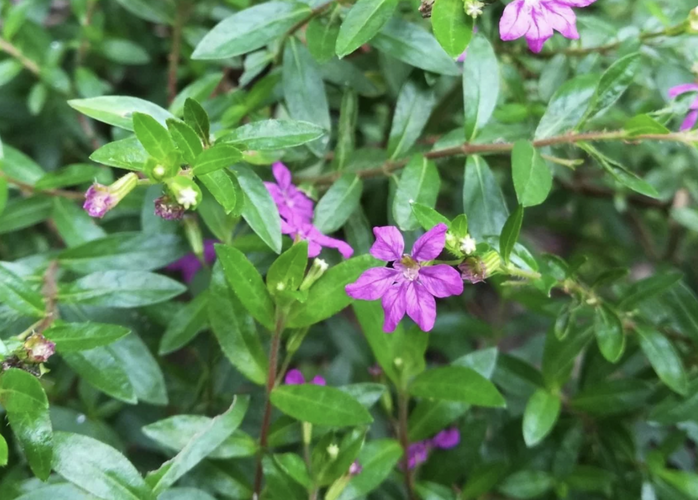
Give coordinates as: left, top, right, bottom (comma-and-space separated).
394, 357, 403, 368
83, 173, 139, 218
349, 461, 362, 476
167, 176, 202, 210
327, 443, 340, 460
23, 334, 55, 363
689, 7, 698, 33
460, 250, 500, 284
459, 234, 477, 255
154, 196, 185, 220
300, 259, 328, 291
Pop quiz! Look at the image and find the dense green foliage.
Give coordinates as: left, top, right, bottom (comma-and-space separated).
1, 0, 698, 499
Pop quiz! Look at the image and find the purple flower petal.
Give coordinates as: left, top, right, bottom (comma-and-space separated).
311, 375, 326, 385
313, 232, 354, 259
381, 283, 407, 333
546, 3, 579, 39
370, 226, 404, 262
405, 282, 436, 332
525, 6, 554, 53
669, 83, 698, 98
418, 265, 464, 298
432, 428, 460, 449
346, 267, 401, 300
556, 0, 597, 6
284, 369, 306, 385
499, 0, 530, 41
272, 162, 292, 190
681, 110, 698, 131
411, 223, 448, 262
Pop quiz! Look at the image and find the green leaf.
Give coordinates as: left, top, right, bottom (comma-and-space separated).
169, 72, 224, 117
462, 462, 509, 499
338, 383, 386, 408
0, 264, 45, 317
314, 174, 363, 233
221, 119, 326, 151
636, 325, 688, 396
193, 144, 242, 176
372, 18, 459, 76
114, 0, 173, 24
90, 136, 148, 171
216, 244, 276, 330
267, 241, 309, 294
664, 282, 698, 342
499, 470, 554, 499
192, 2, 312, 59
146, 396, 250, 495
199, 169, 241, 215
133, 112, 175, 161
52, 198, 107, 247
542, 327, 592, 390
571, 379, 650, 416
0, 176, 7, 216
198, 187, 236, 244
0, 196, 52, 234
462, 33, 499, 139
58, 232, 187, 273
210, 261, 268, 386
282, 38, 331, 157
388, 80, 436, 160
594, 304, 625, 363
431, 0, 474, 57
233, 165, 282, 253
352, 300, 403, 385
0, 434, 7, 466
335, 0, 397, 58
35, 164, 102, 190
656, 470, 698, 498
0, 146, 45, 186
512, 141, 552, 207
167, 119, 203, 164
0, 369, 53, 480
159, 293, 209, 355
392, 155, 440, 231
580, 52, 641, 125
143, 415, 256, 460
408, 400, 470, 442
624, 114, 670, 137
270, 384, 373, 426
158, 488, 217, 500
68, 96, 173, 131
534, 74, 598, 140
58, 271, 186, 308
110, 333, 168, 406
649, 380, 698, 425
619, 271, 682, 310
43, 322, 130, 352
183, 98, 210, 145
52, 431, 155, 500
287, 255, 378, 328
336, 439, 403, 499
500, 205, 524, 264
463, 156, 509, 240
409, 366, 506, 407
522, 389, 561, 447
62, 347, 137, 404
307, 18, 340, 63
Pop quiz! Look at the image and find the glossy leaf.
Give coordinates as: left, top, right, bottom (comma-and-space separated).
44, 322, 130, 352
619, 271, 682, 310
307, 18, 340, 63
267, 241, 309, 294
522, 389, 561, 447
336, 0, 397, 58
233, 165, 282, 253
62, 347, 136, 404
534, 74, 598, 139
581, 52, 641, 125
0, 264, 44, 317
409, 366, 506, 408
183, 98, 210, 145
463, 34, 499, 139
192, 144, 242, 176
463, 155, 509, 240
220, 119, 325, 150
89, 136, 148, 171
636, 325, 688, 396
388, 80, 436, 160
594, 304, 625, 363
512, 141, 552, 207
393, 155, 440, 231
68, 96, 173, 130
432, 0, 474, 57
270, 384, 373, 426
167, 119, 203, 164
159, 292, 209, 355
500, 205, 524, 264
314, 174, 363, 233
133, 112, 175, 160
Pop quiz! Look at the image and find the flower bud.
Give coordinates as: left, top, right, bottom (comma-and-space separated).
459, 250, 501, 284
689, 7, 698, 33
349, 461, 362, 476
83, 172, 139, 218
464, 0, 484, 18
154, 196, 185, 220
299, 259, 328, 291
23, 334, 55, 363
167, 176, 202, 210
327, 443, 340, 461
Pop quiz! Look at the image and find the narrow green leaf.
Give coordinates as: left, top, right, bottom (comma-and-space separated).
133, 112, 175, 161
335, 0, 397, 58
432, 0, 474, 57
636, 325, 688, 396
110, 333, 168, 406
52, 431, 154, 500
215, 244, 276, 330
43, 322, 130, 352
220, 119, 325, 151
314, 174, 363, 233
233, 165, 282, 253
53, 198, 107, 247
571, 379, 650, 416
68, 96, 173, 131
580, 52, 641, 125
409, 366, 506, 407
534, 74, 599, 140
62, 347, 137, 404
199, 169, 241, 215
542, 327, 592, 390
0, 369, 53, 480
664, 283, 698, 342
183, 98, 210, 145
193, 144, 242, 176
594, 304, 625, 363
89, 136, 148, 171
463, 34, 499, 140
388, 80, 436, 160
267, 241, 309, 294
408, 400, 470, 442
499, 470, 554, 499
35, 164, 102, 190
512, 141, 552, 207
192, 2, 312, 59
307, 18, 340, 63
463, 156, 509, 240
146, 396, 250, 495
500, 205, 524, 264
0, 146, 45, 186
393, 155, 440, 231
167, 119, 203, 164
522, 389, 561, 447
0, 434, 7, 466
0, 196, 52, 234
619, 271, 682, 310
209, 262, 268, 385
169, 72, 223, 117
271, 385, 373, 426
336, 440, 403, 499
159, 292, 209, 355
624, 114, 670, 137
411, 203, 450, 232
0, 264, 45, 317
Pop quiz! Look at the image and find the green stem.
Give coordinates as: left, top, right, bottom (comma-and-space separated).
397, 391, 416, 500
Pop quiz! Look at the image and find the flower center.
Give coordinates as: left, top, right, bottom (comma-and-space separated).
399, 255, 420, 281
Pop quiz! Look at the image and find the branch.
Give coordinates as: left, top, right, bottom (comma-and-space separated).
0, 170, 85, 201
36, 261, 60, 334
167, 4, 187, 104
0, 38, 41, 76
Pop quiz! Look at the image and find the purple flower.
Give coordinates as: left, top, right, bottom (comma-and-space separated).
405, 428, 461, 469
668, 83, 698, 131
499, 0, 597, 53
83, 173, 139, 218
166, 239, 217, 283
154, 195, 185, 220
24, 333, 55, 363
407, 442, 430, 469
349, 460, 362, 476
284, 368, 326, 386
345, 224, 463, 333
282, 220, 354, 259
431, 428, 460, 449
265, 162, 354, 259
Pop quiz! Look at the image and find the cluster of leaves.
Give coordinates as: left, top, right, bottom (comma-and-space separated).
2, 0, 698, 499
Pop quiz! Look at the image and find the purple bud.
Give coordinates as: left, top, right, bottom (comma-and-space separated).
432, 428, 460, 449
23, 334, 55, 363
154, 196, 185, 220
368, 364, 382, 377
83, 184, 114, 218
284, 369, 305, 385
407, 441, 430, 469
311, 375, 326, 386
349, 460, 362, 476
459, 257, 487, 284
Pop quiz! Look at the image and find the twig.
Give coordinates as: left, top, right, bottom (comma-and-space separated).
75, 0, 98, 67
167, 4, 187, 104
36, 261, 60, 333
253, 314, 285, 498
0, 38, 41, 75
0, 170, 84, 200
398, 392, 416, 500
